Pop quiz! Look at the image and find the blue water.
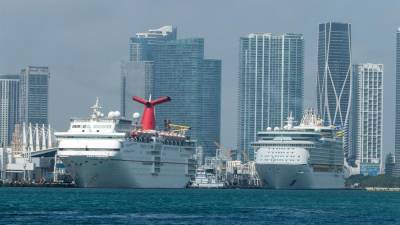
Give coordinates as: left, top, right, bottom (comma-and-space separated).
0, 188, 399, 225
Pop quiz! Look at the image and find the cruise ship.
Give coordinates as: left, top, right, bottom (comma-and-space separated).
253, 110, 345, 189
55, 96, 196, 188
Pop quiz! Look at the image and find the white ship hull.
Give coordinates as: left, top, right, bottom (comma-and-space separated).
58, 140, 195, 189
61, 156, 191, 188
256, 163, 345, 189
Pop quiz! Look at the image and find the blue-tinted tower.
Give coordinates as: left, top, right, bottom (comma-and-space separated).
122, 26, 221, 157
0, 75, 20, 147
317, 22, 352, 159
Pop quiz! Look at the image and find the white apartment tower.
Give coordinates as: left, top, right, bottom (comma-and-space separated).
351, 64, 383, 175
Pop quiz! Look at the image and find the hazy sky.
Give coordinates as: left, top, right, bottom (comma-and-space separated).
0, 0, 399, 154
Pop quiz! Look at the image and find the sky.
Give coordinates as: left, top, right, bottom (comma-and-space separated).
0, 0, 399, 155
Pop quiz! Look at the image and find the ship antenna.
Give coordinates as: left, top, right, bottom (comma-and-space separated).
91, 97, 103, 119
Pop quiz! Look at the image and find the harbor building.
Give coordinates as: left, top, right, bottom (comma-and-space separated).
121, 26, 221, 157
19, 66, 50, 125
237, 33, 304, 160
0, 75, 20, 147
0, 123, 57, 183
394, 28, 400, 177
350, 64, 383, 176
317, 22, 352, 160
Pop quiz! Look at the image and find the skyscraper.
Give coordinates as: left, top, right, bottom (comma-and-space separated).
0, 75, 20, 147
120, 61, 153, 118
350, 64, 383, 175
317, 22, 352, 158
385, 153, 395, 176
129, 25, 177, 62
394, 28, 400, 177
19, 66, 50, 125
121, 26, 221, 157
238, 33, 304, 160
121, 26, 176, 118
151, 38, 221, 157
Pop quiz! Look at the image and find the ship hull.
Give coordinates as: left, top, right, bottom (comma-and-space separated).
256, 163, 345, 189
61, 156, 191, 188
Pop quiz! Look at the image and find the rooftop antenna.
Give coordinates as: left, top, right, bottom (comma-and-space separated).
132, 95, 171, 130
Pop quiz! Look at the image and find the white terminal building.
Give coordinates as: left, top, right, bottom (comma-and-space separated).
350, 63, 384, 175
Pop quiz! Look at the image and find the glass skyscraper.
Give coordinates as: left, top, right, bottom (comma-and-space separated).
238, 33, 304, 160
317, 22, 352, 158
0, 75, 20, 147
120, 61, 153, 118
19, 66, 50, 126
151, 39, 221, 156
121, 26, 221, 157
350, 64, 383, 175
394, 28, 400, 177
121, 26, 176, 119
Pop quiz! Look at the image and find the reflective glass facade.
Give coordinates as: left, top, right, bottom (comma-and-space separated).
19, 66, 49, 126
120, 61, 153, 119
0, 75, 20, 146
122, 26, 221, 157
317, 22, 352, 158
238, 33, 304, 160
151, 39, 221, 157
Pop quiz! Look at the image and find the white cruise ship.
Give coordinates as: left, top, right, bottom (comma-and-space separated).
55, 97, 196, 188
252, 110, 345, 189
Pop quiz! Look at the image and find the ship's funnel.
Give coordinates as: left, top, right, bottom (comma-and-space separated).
132, 96, 171, 130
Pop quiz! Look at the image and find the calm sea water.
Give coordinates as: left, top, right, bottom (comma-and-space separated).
0, 188, 399, 225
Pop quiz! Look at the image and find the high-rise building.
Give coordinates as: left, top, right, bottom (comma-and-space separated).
121, 26, 221, 157
19, 66, 50, 126
350, 64, 383, 176
238, 33, 304, 160
120, 61, 153, 118
394, 28, 400, 177
385, 153, 395, 176
151, 38, 221, 157
129, 25, 177, 62
0, 75, 20, 147
317, 22, 352, 158
121, 26, 176, 118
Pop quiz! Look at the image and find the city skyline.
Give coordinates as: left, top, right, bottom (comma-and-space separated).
0, 0, 398, 155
